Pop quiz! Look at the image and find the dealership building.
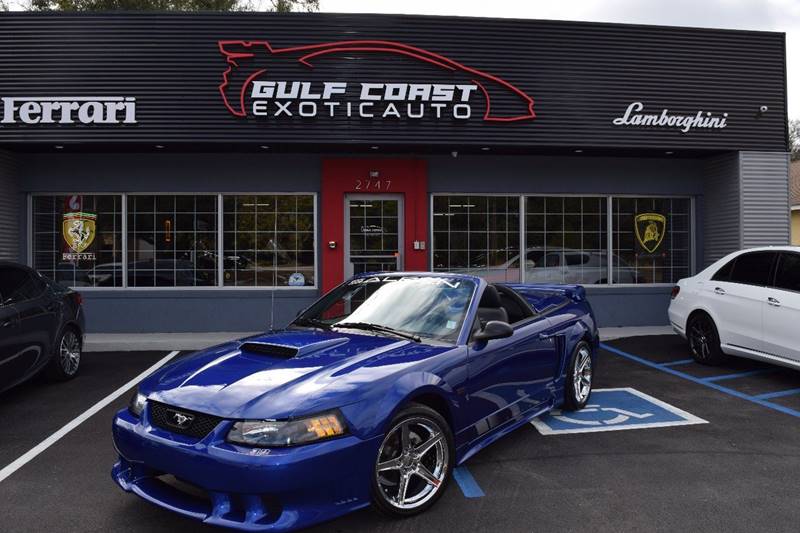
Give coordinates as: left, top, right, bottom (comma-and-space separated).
0, 13, 791, 332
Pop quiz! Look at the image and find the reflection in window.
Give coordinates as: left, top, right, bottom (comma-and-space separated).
525, 197, 609, 284
127, 195, 218, 287
612, 197, 691, 284
223, 195, 315, 286
32, 195, 123, 287
432, 196, 520, 282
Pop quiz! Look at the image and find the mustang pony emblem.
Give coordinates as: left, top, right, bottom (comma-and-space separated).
62, 212, 97, 253
169, 411, 194, 429
217, 39, 535, 122
634, 213, 667, 254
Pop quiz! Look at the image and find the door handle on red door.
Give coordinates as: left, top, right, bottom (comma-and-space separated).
767, 297, 781, 307
714, 287, 726, 295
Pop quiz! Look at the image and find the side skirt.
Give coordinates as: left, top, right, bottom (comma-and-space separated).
723, 344, 800, 371
456, 400, 554, 465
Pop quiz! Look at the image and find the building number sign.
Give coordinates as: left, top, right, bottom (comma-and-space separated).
354, 179, 392, 191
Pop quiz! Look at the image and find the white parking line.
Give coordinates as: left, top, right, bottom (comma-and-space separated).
0, 350, 181, 484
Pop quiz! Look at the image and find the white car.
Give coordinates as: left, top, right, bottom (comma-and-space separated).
447, 248, 638, 284
668, 246, 800, 369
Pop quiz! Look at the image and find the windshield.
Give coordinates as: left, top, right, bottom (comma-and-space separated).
295, 275, 476, 343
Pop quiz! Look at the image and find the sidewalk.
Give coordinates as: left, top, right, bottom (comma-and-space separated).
84, 326, 675, 352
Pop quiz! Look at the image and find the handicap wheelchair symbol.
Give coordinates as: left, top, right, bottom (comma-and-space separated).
550, 404, 653, 427
532, 387, 707, 435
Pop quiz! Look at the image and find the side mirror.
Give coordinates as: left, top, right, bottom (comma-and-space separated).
473, 320, 514, 342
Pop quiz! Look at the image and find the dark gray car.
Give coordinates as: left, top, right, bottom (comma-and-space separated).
0, 262, 85, 393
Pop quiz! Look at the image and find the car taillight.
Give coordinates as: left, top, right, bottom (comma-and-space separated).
72, 292, 83, 306
670, 286, 680, 300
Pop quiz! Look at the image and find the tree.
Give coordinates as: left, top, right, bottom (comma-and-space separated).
790, 119, 800, 161
27, 0, 318, 11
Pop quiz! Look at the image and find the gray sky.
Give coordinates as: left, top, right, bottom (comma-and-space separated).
320, 0, 800, 120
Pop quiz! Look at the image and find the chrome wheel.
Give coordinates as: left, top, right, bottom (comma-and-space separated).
59, 330, 81, 376
375, 417, 448, 510
573, 345, 592, 404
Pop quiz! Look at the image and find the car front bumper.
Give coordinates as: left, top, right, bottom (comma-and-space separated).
111, 407, 382, 532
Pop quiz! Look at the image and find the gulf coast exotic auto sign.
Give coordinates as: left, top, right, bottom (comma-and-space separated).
217, 40, 536, 123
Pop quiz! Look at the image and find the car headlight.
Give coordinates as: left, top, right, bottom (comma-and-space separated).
129, 390, 147, 417
227, 411, 347, 447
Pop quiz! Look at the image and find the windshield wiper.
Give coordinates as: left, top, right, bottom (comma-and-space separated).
333, 322, 421, 343
293, 317, 333, 330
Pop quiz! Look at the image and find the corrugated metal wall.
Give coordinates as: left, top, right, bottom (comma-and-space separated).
0, 13, 788, 151
702, 153, 741, 266
0, 150, 19, 261
740, 151, 791, 248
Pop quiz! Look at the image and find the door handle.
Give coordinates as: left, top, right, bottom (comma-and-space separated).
538, 332, 555, 341
714, 287, 726, 295
767, 297, 781, 307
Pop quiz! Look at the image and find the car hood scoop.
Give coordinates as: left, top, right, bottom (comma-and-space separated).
239, 338, 348, 358
145, 330, 415, 419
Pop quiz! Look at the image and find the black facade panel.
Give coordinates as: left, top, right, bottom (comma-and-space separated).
0, 13, 787, 151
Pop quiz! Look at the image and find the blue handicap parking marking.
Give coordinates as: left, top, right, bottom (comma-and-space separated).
531, 388, 707, 435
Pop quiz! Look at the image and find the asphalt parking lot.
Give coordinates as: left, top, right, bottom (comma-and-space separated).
1, 336, 799, 533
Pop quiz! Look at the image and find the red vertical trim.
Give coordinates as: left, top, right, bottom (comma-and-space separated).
321, 159, 428, 293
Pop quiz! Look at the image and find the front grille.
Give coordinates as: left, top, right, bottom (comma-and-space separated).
148, 401, 223, 439
240, 342, 298, 358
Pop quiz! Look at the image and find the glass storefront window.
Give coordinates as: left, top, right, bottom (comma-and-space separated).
32, 195, 123, 287
432, 195, 521, 282
222, 195, 315, 286
525, 196, 608, 284
612, 197, 691, 284
127, 195, 218, 286
432, 194, 692, 286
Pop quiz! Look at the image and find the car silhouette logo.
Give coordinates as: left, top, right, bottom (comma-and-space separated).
168, 410, 194, 429
218, 39, 535, 122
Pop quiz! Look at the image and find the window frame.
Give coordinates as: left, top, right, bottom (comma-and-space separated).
773, 252, 800, 294
429, 193, 695, 287
28, 192, 319, 291
724, 250, 779, 288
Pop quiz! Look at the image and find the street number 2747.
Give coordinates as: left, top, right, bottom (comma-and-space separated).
355, 179, 391, 191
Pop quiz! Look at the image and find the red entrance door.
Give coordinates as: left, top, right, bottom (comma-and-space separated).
321, 159, 428, 293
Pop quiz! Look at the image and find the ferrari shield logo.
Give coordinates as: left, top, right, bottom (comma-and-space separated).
634, 213, 666, 254
62, 212, 97, 253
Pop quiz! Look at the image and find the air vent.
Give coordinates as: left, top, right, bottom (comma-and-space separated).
239, 342, 299, 358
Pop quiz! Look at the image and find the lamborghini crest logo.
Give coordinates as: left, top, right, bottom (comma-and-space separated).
63, 212, 97, 253
634, 213, 666, 254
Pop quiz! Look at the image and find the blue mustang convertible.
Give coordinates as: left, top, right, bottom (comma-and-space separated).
112, 273, 598, 531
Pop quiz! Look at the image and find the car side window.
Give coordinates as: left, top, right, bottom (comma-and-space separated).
727, 252, 777, 286
544, 253, 561, 267
774, 253, 800, 293
565, 253, 589, 266
711, 258, 735, 281
0, 267, 42, 304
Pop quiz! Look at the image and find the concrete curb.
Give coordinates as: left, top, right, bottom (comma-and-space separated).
83, 332, 259, 352
84, 326, 676, 352
599, 326, 674, 341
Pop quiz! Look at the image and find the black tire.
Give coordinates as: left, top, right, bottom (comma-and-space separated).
46, 327, 82, 381
563, 341, 594, 411
371, 403, 455, 518
687, 313, 726, 365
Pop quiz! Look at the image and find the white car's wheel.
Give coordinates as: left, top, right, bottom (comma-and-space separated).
687, 313, 726, 365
